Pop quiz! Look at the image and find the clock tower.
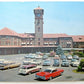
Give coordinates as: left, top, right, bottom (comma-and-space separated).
34, 6, 44, 46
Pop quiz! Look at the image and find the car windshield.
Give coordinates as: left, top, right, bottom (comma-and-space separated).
73, 56, 78, 58
43, 55, 47, 57
68, 55, 72, 57
71, 59, 78, 62
21, 66, 34, 69
54, 59, 59, 62
62, 60, 68, 62
44, 60, 50, 63
44, 69, 51, 73
61, 55, 66, 58
25, 59, 30, 61
21, 66, 26, 69
33, 60, 37, 62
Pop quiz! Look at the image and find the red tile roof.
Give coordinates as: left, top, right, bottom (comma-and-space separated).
18, 33, 28, 38
43, 34, 69, 38
0, 27, 84, 42
0, 27, 34, 38
0, 27, 18, 36
71, 35, 84, 42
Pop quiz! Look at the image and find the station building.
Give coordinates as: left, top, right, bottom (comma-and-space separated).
0, 6, 84, 55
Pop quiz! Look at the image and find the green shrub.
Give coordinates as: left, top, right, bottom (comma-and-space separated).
77, 59, 84, 72
56, 45, 64, 55
80, 59, 84, 67
77, 65, 82, 71
73, 51, 84, 57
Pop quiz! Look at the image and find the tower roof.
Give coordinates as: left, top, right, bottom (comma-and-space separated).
34, 6, 43, 10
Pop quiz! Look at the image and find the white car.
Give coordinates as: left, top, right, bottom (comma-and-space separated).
67, 55, 72, 60
30, 59, 42, 65
70, 59, 80, 67
55, 55, 59, 57
35, 55, 42, 59
0, 59, 14, 64
0, 59, 5, 63
19, 64, 42, 75
23, 59, 33, 65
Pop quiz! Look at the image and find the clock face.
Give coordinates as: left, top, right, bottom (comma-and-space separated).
36, 13, 41, 17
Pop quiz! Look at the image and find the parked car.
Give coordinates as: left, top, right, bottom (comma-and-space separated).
53, 57, 60, 60
30, 59, 41, 65
53, 59, 59, 66
23, 59, 33, 65
0, 62, 21, 70
24, 55, 29, 59
60, 55, 66, 60
19, 64, 42, 75
45, 53, 50, 56
35, 67, 64, 80
55, 55, 59, 57
70, 59, 80, 67
25, 54, 36, 59
35, 55, 42, 59
73, 55, 79, 60
42, 55, 48, 60
61, 59, 69, 67
43, 60, 51, 66
36, 52, 41, 55
67, 55, 72, 60
0, 59, 5, 62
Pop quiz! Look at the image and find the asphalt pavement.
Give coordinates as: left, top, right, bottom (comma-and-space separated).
0, 54, 84, 82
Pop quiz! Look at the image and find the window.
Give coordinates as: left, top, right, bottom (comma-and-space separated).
37, 19, 40, 25
38, 27, 40, 32
52, 69, 57, 73
0, 41, 1, 45
38, 42, 40, 45
38, 38, 40, 41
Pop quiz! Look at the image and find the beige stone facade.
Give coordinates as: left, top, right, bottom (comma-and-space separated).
34, 6, 44, 46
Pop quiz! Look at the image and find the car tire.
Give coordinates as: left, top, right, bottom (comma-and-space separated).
60, 72, 63, 76
49, 77, 52, 80
38, 68, 41, 72
28, 72, 31, 75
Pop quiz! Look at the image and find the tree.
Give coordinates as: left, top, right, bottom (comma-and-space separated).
77, 59, 84, 71
56, 45, 64, 55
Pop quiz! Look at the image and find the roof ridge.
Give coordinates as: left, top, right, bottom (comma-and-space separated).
0, 27, 18, 36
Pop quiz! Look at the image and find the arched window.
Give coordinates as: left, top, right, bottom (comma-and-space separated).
38, 42, 40, 45
38, 27, 40, 32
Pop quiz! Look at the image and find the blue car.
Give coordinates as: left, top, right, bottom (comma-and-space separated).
61, 59, 69, 67
42, 55, 48, 60
53, 59, 59, 66
43, 60, 51, 66
60, 55, 66, 60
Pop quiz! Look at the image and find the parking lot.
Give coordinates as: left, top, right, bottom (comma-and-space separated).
0, 54, 84, 82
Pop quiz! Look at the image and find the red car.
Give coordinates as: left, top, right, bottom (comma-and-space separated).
35, 67, 64, 80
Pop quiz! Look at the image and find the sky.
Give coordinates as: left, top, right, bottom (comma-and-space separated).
0, 2, 84, 35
